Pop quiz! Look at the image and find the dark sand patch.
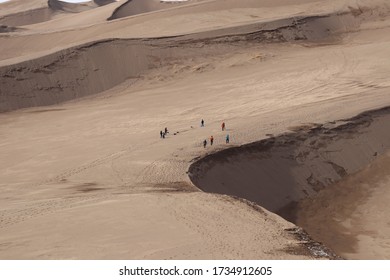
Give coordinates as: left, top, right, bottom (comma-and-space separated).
0, 24, 21, 33
108, 0, 195, 20
283, 227, 343, 259
48, 0, 116, 13
0, 7, 55, 27
72, 182, 105, 193
28, 108, 66, 114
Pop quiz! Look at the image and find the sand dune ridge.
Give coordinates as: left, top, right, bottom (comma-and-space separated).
0, 7, 374, 112
0, 0, 116, 27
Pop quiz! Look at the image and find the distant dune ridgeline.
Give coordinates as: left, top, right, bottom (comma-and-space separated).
48, 0, 117, 13
1, 0, 390, 112
0, 6, 54, 27
0, 0, 116, 27
108, 0, 192, 20
0, 8, 376, 113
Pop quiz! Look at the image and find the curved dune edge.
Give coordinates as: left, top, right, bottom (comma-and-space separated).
0, 7, 55, 27
108, 0, 196, 20
0, 10, 363, 112
93, 0, 116, 6
188, 106, 390, 258
0, 0, 115, 27
48, 0, 112, 13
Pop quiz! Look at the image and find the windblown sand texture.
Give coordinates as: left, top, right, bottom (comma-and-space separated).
0, 0, 389, 259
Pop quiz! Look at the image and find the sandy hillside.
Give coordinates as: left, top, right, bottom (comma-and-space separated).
0, 0, 389, 259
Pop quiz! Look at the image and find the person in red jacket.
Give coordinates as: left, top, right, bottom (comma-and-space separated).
221, 122, 225, 131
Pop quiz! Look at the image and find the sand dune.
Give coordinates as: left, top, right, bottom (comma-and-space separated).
0, 0, 116, 27
189, 107, 390, 259
0, 0, 388, 62
294, 150, 390, 259
48, 0, 93, 13
108, 0, 195, 20
0, 7, 374, 112
189, 107, 390, 217
0, 0, 390, 260
94, 0, 117, 5
0, 7, 55, 27
47, 0, 110, 13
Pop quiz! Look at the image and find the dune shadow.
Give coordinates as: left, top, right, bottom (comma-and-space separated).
108, 0, 190, 20
0, 0, 116, 27
189, 107, 390, 258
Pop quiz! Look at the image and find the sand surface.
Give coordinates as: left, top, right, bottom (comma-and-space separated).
0, 0, 389, 259
293, 150, 390, 259
190, 107, 390, 259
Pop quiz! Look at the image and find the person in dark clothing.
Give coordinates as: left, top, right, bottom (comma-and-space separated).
226, 134, 230, 144
201, 119, 204, 127
162, 132, 165, 139
210, 135, 214, 146
160, 130, 163, 138
203, 139, 207, 148
164, 127, 168, 134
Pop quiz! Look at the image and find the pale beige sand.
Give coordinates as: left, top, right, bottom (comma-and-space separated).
0, 0, 389, 259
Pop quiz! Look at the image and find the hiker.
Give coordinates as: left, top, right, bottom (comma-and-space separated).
203, 139, 207, 148
160, 130, 163, 138
226, 134, 230, 144
162, 132, 165, 139
201, 119, 204, 127
210, 135, 214, 146
221, 122, 225, 131
165, 127, 168, 134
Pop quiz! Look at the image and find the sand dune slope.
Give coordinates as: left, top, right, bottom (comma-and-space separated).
189, 107, 390, 216
49, 0, 117, 12
0, 0, 389, 260
0, 6, 55, 27
108, 0, 194, 19
0, 0, 116, 27
0, 5, 379, 112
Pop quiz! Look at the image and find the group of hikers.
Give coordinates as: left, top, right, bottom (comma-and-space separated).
160, 119, 230, 148
159, 127, 169, 138
202, 120, 229, 148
